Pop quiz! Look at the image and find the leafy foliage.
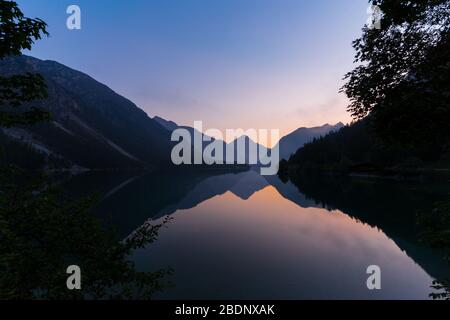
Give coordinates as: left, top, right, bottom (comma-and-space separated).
283, 1, 450, 174
0, 72, 49, 126
0, 1, 171, 300
430, 279, 450, 300
0, 0, 48, 56
342, 0, 450, 151
0, 0, 50, 127
0, 167, 172, 299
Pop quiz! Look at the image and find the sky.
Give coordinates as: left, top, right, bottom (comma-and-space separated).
17, 0, 369, 140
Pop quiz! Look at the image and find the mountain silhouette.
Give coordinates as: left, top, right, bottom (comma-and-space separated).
276, 123, 344, 160
153, 116, 343, 165
153, 116, 178, 132
153, 116, 269, 166
0, 55, 174, 169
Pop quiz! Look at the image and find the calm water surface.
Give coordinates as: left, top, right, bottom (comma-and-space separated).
65, 169, 450, 299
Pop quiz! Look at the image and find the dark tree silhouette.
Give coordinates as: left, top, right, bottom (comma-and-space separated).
0, 169, 172, 299
283, 1, 450, 173
0, 0, 50, 127
0, 1, 171, 299
342, 0, 450, 153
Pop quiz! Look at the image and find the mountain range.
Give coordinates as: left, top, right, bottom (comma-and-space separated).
0, 55, 175, 170
275, 123, 344, 160
154, 115, 343, 163
0, 55, 344, 170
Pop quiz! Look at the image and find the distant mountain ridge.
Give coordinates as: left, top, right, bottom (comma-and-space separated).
154, 115, 344, 163
152, 117, 272, 166
275, 123, 345, 160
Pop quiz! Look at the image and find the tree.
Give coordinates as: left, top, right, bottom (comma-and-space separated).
0, 1, 171, 299
342, 0, 450, 156
0, 169, 172, 299
0, 0, 50, 127
342, 0, 450, 299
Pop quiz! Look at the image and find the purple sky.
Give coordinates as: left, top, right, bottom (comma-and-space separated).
18, 0, 369, 140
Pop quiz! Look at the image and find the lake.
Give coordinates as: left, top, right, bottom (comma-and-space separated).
64, 169, 450, 299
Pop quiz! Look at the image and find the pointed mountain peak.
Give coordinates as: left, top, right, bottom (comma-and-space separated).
153, 116, 178, 131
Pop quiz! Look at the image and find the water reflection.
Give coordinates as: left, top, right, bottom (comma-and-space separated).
65, 169, 450, 299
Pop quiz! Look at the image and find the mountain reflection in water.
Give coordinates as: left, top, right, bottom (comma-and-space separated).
64, 169, 450, 299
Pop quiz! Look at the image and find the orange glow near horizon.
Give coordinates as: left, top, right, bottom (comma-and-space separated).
143, 185, 434, 299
